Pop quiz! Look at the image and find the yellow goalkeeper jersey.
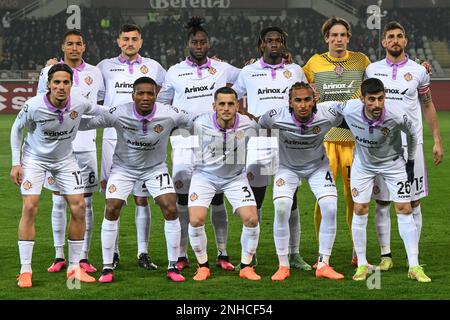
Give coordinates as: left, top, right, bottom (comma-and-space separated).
303, 51, 371, 142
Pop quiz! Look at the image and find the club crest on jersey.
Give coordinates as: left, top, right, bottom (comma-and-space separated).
23, 180, 32, 190
175, 180, 184, 190
208, 67, 217, 75
108, 184, 117, 193
312, 126, 321, 134
283, 70, 292, 79
140, 65, 149, 74
276, 178, 285, 187
84, 76, 93, 85
351, 188, 359, 197
235, 130, 245, 140
373, 185, 380, 195
190, 192, 199, 201
69, 111, 78, 120
404, 72, 413, 81
47, 176, 55, 185
153, 124, 164, 133
381, 127, 390, 137
334, 65, 344, 76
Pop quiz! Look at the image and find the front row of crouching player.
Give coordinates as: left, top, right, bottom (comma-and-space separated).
10, 65, 429, 287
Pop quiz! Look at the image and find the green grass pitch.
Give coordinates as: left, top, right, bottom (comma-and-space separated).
0, 112, 449, 300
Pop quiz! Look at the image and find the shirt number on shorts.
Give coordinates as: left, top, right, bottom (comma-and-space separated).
242, 186, 252, 198
72, 171, 83, 186
397, 181, 411, 195
156, 173, 171, 187
413, 176, 424, 191
325, 171, 334, 183
88, 172, 95, 184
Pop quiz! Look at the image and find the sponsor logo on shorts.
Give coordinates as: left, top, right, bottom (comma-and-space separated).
23, 180, 32, 190
312, 126, 321, 134
208, 67, 216, 75
404, 72, 413, 81
275, 178, 285, 187
47, 176, 55, 185
351, 187, 359, 197
140, 65, 149, 74
175, 180, 184, 189
153, 124, 164, 133
84, 76, 93, 85
373, 185, 380, 195
69, 111, 78, 120
190, 192, 199, 201
247, 172, 254, 181
108, 184, 117, 193
283, 70, 292, 79
381, 127, 390, 137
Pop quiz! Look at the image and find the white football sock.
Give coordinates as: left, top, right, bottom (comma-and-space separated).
397, 213, 419, 267
318, 197, 337, 259
210, 204, 228, 257
68, 239, 83, 269
375, 203, 391, 255
273, 198, 292, 266
241, 224, 260, 265
188, 224, 208, 264
164, 218, 181, 269
177, 203, 189, 258
101, 218, 118, 267
288, 208, 300, 255
412, 205, 422, 241
80, 196, 93, 260
352, 213, 368, 267
114, 217, 120, 256
51, 194, 66, 259
18, 240, 34, 274
135, 205, 151, 256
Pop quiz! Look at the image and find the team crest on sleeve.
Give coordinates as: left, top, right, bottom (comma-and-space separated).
275, 178, 285, 187
351, 188, 359, 197
208, 67, 217, 75
47, 176, 55, 185
84, 76, 93, 85
334, 65, 344, 76
140, 65, 149, 74
153, 124, 164, 133
312, 126, 321, 134
190, 192, 199, 201
175, 180, 184, 190
381, 127, 390, 137
247, 172, 254, 181
404, 72, 413, 81
269, 109, 277, 117
283, 70, 292, 79
23, 180, 32, 190
69, 111, 78, 120
108, 184, 117, 193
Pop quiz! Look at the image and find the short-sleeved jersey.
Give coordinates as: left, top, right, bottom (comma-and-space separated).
365, 57, 430, 144
97, 55, 166, 140
336, 99, 417, 170
303, 51, 371, 142
232, 58, 307, 116
80, 102, 191, 170
193, 112, 258, 179
37, 60, 104, 152
157, 57, 240, 115
11, 94, 98, 166
259, 102, 343, 171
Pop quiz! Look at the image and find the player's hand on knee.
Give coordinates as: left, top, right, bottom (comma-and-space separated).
10, 165, 23, 186
406, 160, 415, 184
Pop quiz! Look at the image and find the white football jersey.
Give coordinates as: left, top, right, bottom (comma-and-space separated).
80, 102, 191, 169
11, 94, 99, 166
37, 60, 104, 152
336, 99, 418, 170
259, 102, 343, 171
193, 112, 258, 179
97, 54, 166, 140
232, 58, 307, 116
157, 57, 240, 115
365, 57, 430, 144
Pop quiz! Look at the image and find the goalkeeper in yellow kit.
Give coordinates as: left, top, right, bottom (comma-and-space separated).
303, 17, 370, 266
